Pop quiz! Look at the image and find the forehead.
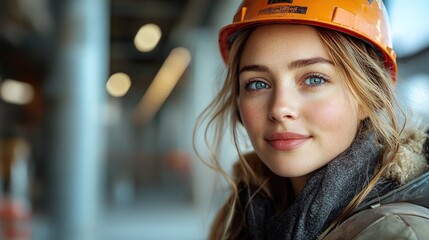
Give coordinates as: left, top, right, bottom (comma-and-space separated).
240, 24, 331, 66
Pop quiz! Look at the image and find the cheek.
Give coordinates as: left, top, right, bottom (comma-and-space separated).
238, 99, 265, 132
309, 97, 359, 133
238, 102, 256, 127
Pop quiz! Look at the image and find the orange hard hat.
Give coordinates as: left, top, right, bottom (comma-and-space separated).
219, 0, 397, 79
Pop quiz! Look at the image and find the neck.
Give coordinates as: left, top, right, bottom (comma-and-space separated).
290, 173, 312, 197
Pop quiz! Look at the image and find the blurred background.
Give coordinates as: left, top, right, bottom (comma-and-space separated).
0, 0, 428, 239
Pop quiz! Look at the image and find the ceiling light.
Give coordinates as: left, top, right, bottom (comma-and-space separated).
134, 47, 191, 124
106, 72, 132, 97
134, 23, 162, 52
0, 79, 34, 105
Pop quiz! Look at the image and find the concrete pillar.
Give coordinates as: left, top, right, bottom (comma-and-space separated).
47, 1, 108, 240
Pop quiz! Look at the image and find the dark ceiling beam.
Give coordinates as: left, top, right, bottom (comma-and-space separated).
111, 1, 185, 18
110, 41, 165, 60
168, 0, 213, 43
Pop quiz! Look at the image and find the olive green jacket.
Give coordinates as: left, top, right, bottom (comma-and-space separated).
326, 173, 429, 239
326, 128, 429, 240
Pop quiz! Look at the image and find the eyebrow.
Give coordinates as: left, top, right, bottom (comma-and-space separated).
239, 64, 269, 74
288, 57, 334, 69
239, 57, 334, 74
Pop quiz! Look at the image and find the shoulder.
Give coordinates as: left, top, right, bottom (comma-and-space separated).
325, 202, 429, 240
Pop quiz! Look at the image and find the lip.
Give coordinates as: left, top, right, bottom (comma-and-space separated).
265, 131, 311, 151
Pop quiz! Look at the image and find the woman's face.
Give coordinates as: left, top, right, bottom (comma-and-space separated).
237, 24, 366, 177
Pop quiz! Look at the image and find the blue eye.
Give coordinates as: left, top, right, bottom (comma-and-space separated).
245, 81, 270, 91
303, 74, 327, 86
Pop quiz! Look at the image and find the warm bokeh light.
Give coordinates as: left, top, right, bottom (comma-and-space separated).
135, 47, 191, 124
0, 79, 34, 105
134, 23, 162, 52
106, 72, 132, 97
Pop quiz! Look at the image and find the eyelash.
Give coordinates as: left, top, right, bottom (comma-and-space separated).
302, 73, 329, 87
242, 79, 270, 92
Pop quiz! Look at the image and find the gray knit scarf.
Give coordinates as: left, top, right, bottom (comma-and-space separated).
242, 131, 397, 240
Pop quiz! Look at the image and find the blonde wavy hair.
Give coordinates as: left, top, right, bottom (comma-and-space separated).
193, 25, 404, 240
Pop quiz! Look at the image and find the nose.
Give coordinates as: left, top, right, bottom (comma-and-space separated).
268, 88, 299, 121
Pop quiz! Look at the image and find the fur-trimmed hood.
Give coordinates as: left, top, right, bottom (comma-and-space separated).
384, 128, 429, 184
358, 127, 429, 210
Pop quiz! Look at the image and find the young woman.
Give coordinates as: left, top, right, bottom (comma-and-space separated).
195, 0, 429, 239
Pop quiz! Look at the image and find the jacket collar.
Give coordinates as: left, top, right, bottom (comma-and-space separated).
358, 127, 429, 211
358, 170, 429, 211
